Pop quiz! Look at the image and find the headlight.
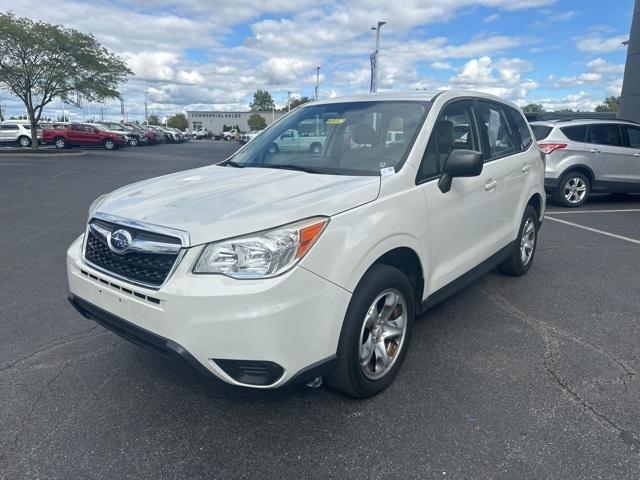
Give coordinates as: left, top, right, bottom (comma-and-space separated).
193, 217, 329, 279
88, 194, 107, 219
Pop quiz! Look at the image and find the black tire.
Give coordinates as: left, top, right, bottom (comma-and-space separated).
128, 137, 139, 147
267, 143, 279, 154
103, 139, 116, 150
553, 171, 590, 208
53, 137, 67, 149
309, 142, 322, 154
327, 264, 415, 398
497, 205, 538, 276
18, 136, 31, 147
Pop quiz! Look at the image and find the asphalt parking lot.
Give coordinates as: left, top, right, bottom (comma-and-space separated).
1, 141, 639, 479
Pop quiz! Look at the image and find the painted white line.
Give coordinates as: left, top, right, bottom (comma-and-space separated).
545, 216, 640, 245
546, 209, 640, 215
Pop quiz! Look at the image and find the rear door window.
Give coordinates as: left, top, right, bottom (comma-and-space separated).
625, 125, 640, 148
506, 108, 533, 150
561, 125, 588, 142
588, 124, 622, 147
477, 101, 517, 160
531, 125, 552, 140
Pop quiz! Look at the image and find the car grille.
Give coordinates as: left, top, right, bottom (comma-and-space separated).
84, 220, 182, 288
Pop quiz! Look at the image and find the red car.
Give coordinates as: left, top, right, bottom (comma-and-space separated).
42, 123, 128, 150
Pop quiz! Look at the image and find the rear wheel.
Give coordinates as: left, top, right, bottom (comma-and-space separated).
498, 205, 538, 276
267, 143, 279, 154
554, 172, 590, 207
103, 139, 116, 150
128, 137, 139, 147
54, 137, 67, 149
18, 136, 31, 147
328, 264, 414, 398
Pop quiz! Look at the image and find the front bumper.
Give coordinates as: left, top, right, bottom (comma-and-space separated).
66, 235, 350, 388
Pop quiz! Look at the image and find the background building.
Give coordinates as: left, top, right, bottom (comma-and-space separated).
187, 110, 285, 132
620, 0, 640, 123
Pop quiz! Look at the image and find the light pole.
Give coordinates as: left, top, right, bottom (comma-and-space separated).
287, 91, 292, 111
314, 66, 321, 100
370, 21, 386, 93
619, 0, 640, 122
144, 89, 149, 124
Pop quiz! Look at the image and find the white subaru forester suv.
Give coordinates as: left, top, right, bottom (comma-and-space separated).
67, 91, 545, 398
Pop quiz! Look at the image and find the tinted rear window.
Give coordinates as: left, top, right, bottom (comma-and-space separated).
561, 125, 588, 142
531, 125, 552, 140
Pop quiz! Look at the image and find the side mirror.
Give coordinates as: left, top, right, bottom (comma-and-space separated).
438, 149, 483, 193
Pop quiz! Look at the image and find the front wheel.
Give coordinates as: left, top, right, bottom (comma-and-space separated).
54, 137, 67, 149
103, 139, 116, 150
328, 264, 414, 398
497, 205, 538, 276
128, 137, 139, 147
18, 136, 31, 147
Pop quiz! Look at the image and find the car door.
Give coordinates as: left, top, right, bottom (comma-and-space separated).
67, 124, 85, 145
623, 124, 640, 190
417, 99, 501, 293
477, 101, 532, 247
586, 124, 630, 186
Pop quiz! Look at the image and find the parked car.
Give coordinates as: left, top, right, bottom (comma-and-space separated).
222, 129, 237, 141
98, 122, 145, 147
0, 120, 41, 147
43, 123, 127, 150
123, 122, 160, 144
67, 91, 544, 398
191, 128, 209, 139
167, 127, 187, 143
532, 119, 640, 207
271, 128, 325, 154
239, 131, 262, 144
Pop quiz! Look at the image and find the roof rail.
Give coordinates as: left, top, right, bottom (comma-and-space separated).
554, 117, 640, 125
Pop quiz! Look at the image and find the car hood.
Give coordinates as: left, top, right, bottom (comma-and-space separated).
95, 165, 380, 246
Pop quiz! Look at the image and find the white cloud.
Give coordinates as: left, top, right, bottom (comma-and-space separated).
431, 62, 453, 70
574, 34, 629, 53
484, 14, 500, 23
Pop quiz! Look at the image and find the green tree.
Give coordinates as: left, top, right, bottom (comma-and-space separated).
289, 96, 312, 109
147, 114, 160, 126
167, 112, 188, 131
247, 113, 267, 131
0, 12, 132, 149
595, 96, 620, 113
249, 89, 275, 111
522, 103, 545, 113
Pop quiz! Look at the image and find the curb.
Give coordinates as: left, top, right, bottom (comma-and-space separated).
0, 150, 87, 157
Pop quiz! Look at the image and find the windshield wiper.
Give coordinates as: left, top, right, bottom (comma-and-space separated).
257, 164, 324, 174
224, 160, 245, 168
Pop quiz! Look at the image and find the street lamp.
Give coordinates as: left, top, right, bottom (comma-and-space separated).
314, 66, 321, 100
370, 21, 386, 93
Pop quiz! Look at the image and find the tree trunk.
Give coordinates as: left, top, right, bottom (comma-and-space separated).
28, 110, 39, 150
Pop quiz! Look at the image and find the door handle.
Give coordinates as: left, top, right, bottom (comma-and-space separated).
484, 179, 498, 191
521, 164, 531, 174
589, 149, 601, 154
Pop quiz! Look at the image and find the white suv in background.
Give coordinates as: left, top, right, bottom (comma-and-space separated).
532, 119, 640, 207
0, 121, 41, 147
67, 91, 545, 398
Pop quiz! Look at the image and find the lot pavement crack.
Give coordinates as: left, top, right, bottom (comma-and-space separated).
478, 286, 639, 450
0, 327, 104, 374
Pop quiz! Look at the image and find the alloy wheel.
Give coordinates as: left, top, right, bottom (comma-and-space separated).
563, 177, 587, 204
359, 289, 408, 380
19, 137, 31, 147
520, 217, 536, 266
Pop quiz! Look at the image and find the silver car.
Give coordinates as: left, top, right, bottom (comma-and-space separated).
531, 119, 640, 207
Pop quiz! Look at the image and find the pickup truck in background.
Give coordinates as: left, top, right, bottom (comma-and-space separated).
272, 129, 326, 153
42, 123, 128, 150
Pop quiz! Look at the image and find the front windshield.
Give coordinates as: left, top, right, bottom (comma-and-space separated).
228, 101, 430, 176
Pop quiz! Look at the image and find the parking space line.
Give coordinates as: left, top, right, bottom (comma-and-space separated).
545, 216, 640, 245
546, 209, 640, 215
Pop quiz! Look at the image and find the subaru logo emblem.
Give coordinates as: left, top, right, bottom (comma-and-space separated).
108, 229, 132, 254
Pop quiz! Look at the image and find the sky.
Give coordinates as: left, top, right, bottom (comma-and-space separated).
0, 0, 634, 122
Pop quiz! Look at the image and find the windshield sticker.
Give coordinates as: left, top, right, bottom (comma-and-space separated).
326, 118, 346, 125
380, 167, 395, 177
